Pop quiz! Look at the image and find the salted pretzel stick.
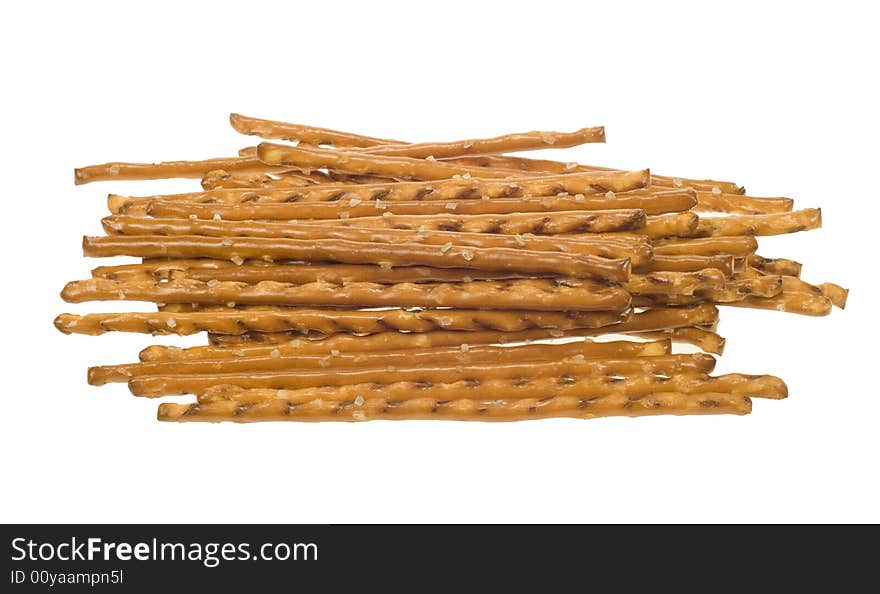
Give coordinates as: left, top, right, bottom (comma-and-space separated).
632, 276, 783, 306
92, 260, 714, 296
197, 372, 784, 405
592, 213, 697, 239
159, 391, 750, 422
106, 173, 654, 211
300, 209, 646, 234
443, 155, 743, 194
82, 235, 631, 281
722, 291, 833, 316
633, 327, 727, 355
693, 209, 822, 237
90, 339, 669, 385
625, 269, 726, 296
107, 210, 648, 239
355, 127, 605, 159
693, 191, 795, 215
746, 255, 803, 277
74, 156, 288, 185
229, 113, 399, 147
200, 169, 333, 190
142, 304, 718, 361
128, 353, 717, 396
62, 277, 631, 313
257, 142, 535, 181
652, 236, 758, 257
638, 254, 734, 276
230, 114, 738, 193
101, 216, 651, 263
817, 283, 848, 309
55, 306, 630, 337
141, 197, 660, 227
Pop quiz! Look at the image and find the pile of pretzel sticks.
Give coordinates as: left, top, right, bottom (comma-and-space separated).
56, 114, 847, 423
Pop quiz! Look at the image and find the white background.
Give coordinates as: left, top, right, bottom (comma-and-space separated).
1, 1, 877, 523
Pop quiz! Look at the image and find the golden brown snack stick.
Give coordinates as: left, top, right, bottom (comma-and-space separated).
301, 209, 647, 234
107, 209, 648, 239
82, 235, 631, 281
693, 209, 822, 237
442, 154, 742, 194
90, 339, 670, 385
652, 236, 758, 257
141, 196, 661, 226
129, 353, 717, 396
200, 169, 333, 190
238, 146, 257, 157
142, 304, 717, 361
257, 142, 533, 181
158, 392, 750, 422
197, 372, 784, 405
625, 269, 726, 296
355, 127, 606, 159
101, 216, 650, 263
74, 156, 287, 185
638, 212, 699, 238
817, 283, 848, 309
638, 254, 734, 276
62, 277, 631, 313
634, 327, 727, 355
206, 304, 718, 346
693, 191, 794, 214
91, 261, 702, 297
229, 113, 399, 147
231, 114, 738, 193
722, 291, 833, 316
632, 276, 783, 306
746, 255, 803, 277
55, 307, 630, 337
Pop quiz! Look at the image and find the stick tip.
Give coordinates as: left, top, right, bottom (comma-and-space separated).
53, 313, 73, 334
74, 168, 86, 185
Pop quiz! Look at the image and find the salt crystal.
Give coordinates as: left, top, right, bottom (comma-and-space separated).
605, 190, 616, 199
213, 213, 222, 221
445, 202, 458, 210
207, 279, 220, 288
440, 242, 453, 254
672, 178, 684, 188
339, 212, 350, 219
574, 193, 585, 202
711, 186, 722, 195
166, 318, 177, 328
231, 256, 244, 266
461, 251, 474, 261
349, 198, 362, 207
270, 348, 281, 358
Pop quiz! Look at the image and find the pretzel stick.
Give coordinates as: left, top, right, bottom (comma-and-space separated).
652, 236, 758, 257
74, 156, 289, 185
632, 276, 783, 306
301, 209, 646, 234
142, 304, 718, 361
625, 269, 726, 296
82, 235, 631, 280
55, 306, 630, 337
633, 327, 727, 355
257, 142, 536, 181
62, 277, 632, 313
746, 255, 803, 277
159, 391, 750, 422
441, 155, 743, 194
356, 128, 605, 159
92, 260, 718, 299
639, 254, 735, 276
101, 216, 650, 263
595, 213, 697, 239
817, 283, 848, 309
128, 353, 717, 396
693, 191, 794, 214
230, 114, 739, 193
229, 113, 400, 147
200, 169, 334, 190
140, 196, 661, 226
238, 146, 257, 157
693, 209, 822, 237
107, 210, 648, 239
722, 291, 833, 316
90, 339, 669, 385
197, 372, 784, 405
